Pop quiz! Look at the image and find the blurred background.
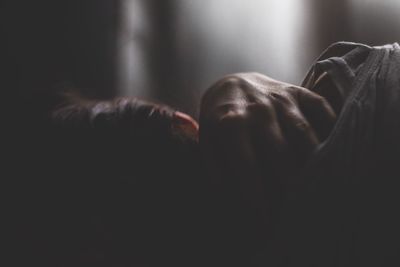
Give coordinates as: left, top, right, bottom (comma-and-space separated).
3, 0, 400, 117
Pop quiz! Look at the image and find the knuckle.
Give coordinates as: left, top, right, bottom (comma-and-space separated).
285, 85, 300, 94
201, 109, 248, 141
269, 91, 292, 106
312, 94, 327, 105
287, 85, 309, 101
246, 102, 275, 119
295, 120, 311, 132
285, 108, 312, 133
216, 75, 244, 88
202, 103, 238, 123
218, 111, 248, 130
202, 75, 244, 105
202, 75, 248, 105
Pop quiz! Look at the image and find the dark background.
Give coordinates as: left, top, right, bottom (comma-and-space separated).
2, 0, 400, 117
2, 0, 118, 99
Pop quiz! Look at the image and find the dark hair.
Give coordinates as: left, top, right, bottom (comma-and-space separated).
13, 91, 208, 266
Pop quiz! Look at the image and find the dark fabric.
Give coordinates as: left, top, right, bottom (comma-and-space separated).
264, 42, 400, 267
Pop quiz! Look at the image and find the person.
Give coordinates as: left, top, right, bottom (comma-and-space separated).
8, 43, 350, 266
11, 79, 335, 266
12, 41, 400, 266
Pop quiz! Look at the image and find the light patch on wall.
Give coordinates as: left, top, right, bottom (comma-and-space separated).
176, 0, 311, 85
117, 0, 152, 96
348, 0, 400, 45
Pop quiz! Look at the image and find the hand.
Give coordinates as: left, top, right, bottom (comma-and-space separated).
200, 72, 337, 182
199, 72, 336, 246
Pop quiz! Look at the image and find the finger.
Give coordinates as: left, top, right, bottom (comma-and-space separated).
211, 111, 269, 241
246, 102, 291, 179
296, 87, 337, 141
272, 95, 320, 161
246, 102, 288, 216
311, 72, 343, 115
216, 111, 263, 203
247, 101, 288, 158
